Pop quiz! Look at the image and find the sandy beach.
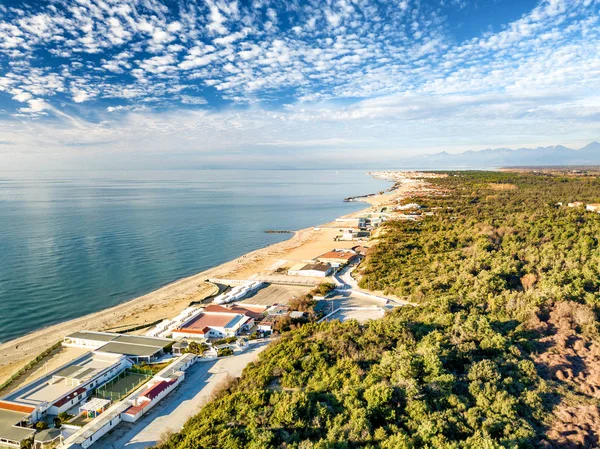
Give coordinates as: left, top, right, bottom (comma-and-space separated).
0, 175, 427, 386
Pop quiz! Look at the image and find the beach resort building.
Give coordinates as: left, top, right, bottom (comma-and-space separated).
316, 249, 357, 267
171, 304, 265, 340
63, 332, 173, 363
287, 262, 333, 277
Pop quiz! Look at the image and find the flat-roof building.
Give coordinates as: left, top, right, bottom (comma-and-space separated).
64, 332, 173, 363
2, 352, 130, 418
0, 405, 36, 448
288, 262, 333, 278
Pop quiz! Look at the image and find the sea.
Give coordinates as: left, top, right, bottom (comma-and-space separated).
0, 170, 391, 343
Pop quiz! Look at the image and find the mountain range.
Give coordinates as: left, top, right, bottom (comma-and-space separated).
397, 141, 600, 169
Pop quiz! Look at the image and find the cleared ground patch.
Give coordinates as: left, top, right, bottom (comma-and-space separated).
325, 308, 385, 323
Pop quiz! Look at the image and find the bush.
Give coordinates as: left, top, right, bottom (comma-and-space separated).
217, 347, 234, 357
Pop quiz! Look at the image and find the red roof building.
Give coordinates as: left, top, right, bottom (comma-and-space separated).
141, 380, 175, 401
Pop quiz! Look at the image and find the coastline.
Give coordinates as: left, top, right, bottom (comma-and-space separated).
0, 175, 423, 385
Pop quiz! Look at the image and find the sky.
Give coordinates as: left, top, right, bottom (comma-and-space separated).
0, 0, 599, 169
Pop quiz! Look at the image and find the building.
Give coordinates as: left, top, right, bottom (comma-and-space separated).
64, 332, 173, 363
316, 249, 357, 267
335, 217, 367, 229
172, 311, 253, 340
586, 203, 600, 212
60, 354, 197, 449
172, 341, 189, 355
257, 316, 277, 333
352, 246, 369, 257
568, 201, 584, 207
34, 428, 63, 448
204, 304, 266, 320
287, 262, 332, 277
2, 352, 130, 420
0, 403, 36, 448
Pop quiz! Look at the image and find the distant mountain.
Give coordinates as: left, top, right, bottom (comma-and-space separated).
397, 141, 600, 169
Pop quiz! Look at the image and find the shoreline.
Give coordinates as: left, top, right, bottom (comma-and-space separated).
0, 175, 421, 384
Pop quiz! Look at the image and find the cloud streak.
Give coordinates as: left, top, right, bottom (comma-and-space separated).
0, 0, 598, 168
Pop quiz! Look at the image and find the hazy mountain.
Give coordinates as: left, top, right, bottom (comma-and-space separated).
397, 141, 600, 169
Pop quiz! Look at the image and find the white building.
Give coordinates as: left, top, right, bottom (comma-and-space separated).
288, 262, 333, 277
2, 352, 130, 420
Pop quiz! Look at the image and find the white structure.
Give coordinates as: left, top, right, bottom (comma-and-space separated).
59, 354, 197, 448
3, 352, 130, 419
288, 262, 332, 278
213, 281, 264, 305
145, 281, 264, 339
63, 332, 173, 363
171, 311, 253, 340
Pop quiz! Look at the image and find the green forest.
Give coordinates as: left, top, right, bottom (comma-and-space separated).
157, 171, 600, 449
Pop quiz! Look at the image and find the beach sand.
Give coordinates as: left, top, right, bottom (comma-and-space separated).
0, 176, 425, 386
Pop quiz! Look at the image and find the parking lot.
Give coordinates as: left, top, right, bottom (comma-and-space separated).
240, 284, 312, 306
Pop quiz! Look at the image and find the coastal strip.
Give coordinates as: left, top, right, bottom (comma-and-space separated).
0, 174, 427, 385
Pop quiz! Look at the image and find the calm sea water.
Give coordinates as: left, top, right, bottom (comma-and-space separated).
0, 170, 390, 343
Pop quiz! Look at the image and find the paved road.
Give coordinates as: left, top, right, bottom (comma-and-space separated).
96, 342, 269, 449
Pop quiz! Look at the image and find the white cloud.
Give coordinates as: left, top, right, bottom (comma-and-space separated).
0, 0, 597, 168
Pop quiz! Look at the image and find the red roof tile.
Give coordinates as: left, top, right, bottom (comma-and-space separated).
53, 387, 86, 408
142, 380, 175, 401
0, 400, 35, 414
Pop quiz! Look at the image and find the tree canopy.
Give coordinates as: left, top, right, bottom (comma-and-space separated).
157, 171, 600, 449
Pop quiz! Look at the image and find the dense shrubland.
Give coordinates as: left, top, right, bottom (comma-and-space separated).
157, 171, 600, 449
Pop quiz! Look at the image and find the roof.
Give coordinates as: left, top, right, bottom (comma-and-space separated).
123, 404, 146, 416
79, 398, 110, 412
0, 409, 35, 444
65, 332, 172, 356
65, 331, 119, 343
317, 250, 356, 261
141, 380, 175, 401
112, 335, 172, 348
295, 262, 332, 273
178, 312, 242, 330
34, 428, 62, 442
53, 365, 96, 382
223, 314, 246, 329
96, 342, 162, 358
53, 365, 84, 378
205, 304, 266, 320
0, 401, 35, 414
258, 317, 277, 327
53, 387, 86, 408
290, 311, 305, 319
155, 354, 196, 380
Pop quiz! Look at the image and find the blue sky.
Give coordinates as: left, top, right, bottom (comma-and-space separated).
0, 0, 598, 169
